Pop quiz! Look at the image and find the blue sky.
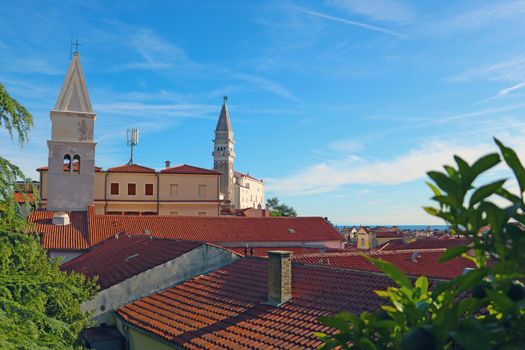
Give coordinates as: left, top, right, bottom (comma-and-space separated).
2, 0, 525, 225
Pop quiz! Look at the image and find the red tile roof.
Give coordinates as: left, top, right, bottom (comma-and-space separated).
294, 249, 475, 280
228, 246, 357, 257
14, 192, 34, 203
28, 210, 90, 250
234, 171, 263, 182
61, 236, 203, 289
28, 207, 344, 251
107, 164, 156, 173
116, 257, 393, 349
374, 231, 402, 238
378, 238, 469, 251
161, 164, 221, 175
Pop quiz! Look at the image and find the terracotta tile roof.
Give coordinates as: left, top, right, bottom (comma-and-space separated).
28, 207, 344, 251
14, 192, 34, 203
88, 215, 344, 247
235, 208, 270, 217
374, 231, 402, 238
228, 246, 357, 257
234, 171, 263, 182
37, 165, 102, 172
161, 164, 221, 175
28, 210, 90, 250
61, 236, 203, 289
294, 249, 476, 280
378, 238, 469, 251
106, 164, 156, 173
116, 257, 393, 349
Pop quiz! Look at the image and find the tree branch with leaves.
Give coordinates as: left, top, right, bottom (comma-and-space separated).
317, 138, 525, 350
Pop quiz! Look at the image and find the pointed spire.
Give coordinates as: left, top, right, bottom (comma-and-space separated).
215, 95, 232, 132
54, 53, 93, 113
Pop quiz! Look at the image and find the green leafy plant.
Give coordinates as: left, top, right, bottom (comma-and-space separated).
266, 197, 298, 217
0, 231, 99, 349
0, 83, 98, 349
317, 138, 525, 350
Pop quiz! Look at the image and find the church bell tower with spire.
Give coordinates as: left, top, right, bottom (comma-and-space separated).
213, 96, 235, 204
47, 53, 96, 211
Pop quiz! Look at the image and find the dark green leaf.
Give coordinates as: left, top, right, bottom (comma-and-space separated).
438, 245, 470, 263
366, 256, 412, 290
427, 171, 460, 196
469, 179, 506, 207
470, 153, 501, 181
495, 138, 525, 194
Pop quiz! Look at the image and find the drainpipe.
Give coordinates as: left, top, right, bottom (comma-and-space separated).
217, 174, 220, 216
39, 171, 43, 208
104, 172, 108, 214
156, 172, 160, 215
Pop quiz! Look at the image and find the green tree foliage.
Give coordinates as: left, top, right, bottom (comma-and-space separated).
0, 83, 98, 349
0, 82, 35, 227
0, 231, 99, 349
266, 196, 297, 217
317, 138, 525, 350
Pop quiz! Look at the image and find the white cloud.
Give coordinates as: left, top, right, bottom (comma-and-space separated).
498, 81, 525, 95
435, 0, 525, 34
267, 130, 525, 196
326, 0, 416, 24
297, 7, 408, 39
329, 139, 363, 153
450, 54, 525, 82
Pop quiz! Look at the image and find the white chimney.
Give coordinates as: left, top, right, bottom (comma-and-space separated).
52, 211, 70, 226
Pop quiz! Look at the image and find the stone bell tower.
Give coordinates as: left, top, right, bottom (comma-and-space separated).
46, 53, 96, 211
213, 96, 235, 204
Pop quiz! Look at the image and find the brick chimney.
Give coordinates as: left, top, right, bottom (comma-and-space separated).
165, 160, 171, 168
267, 251, 292, 306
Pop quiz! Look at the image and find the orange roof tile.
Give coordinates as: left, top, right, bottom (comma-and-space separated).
28, 207, 344, 251
116, 257, 394, 349
378, 238, 469, 251
106, 164, 156, 173
294, 249, 475, 280
28, 210, 90, 250
228, 246, 357, 257
161, 164, 221, 175
61, 236, 203, 289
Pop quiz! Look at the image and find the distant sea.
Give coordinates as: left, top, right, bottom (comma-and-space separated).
335, 225, 450, 231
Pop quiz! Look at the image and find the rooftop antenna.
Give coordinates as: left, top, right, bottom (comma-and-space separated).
126, 128, 139, 165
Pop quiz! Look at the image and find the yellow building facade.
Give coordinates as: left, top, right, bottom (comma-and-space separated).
38, 164, 221, 216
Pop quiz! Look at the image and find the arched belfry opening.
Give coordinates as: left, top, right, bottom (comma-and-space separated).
63, 154, 72, 173
72, 155, 81, 174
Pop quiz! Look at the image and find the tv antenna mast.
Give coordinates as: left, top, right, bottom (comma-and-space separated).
126, 129, 139, 165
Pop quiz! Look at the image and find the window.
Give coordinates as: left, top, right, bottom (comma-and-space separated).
72, 155, 80, 174
124, 211, 139, 215
106, 211, 122, 215
141, 211, 156, 215
63, 154, 71, 173
145, 183, 154, 196
170, 211, 179, 216
110, 183, 119, 195
198, 211, 207, 216
170, 184, 179, 196
128, 183, 136, 195
198, 184, 206, 197
360, 238, 365, 246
